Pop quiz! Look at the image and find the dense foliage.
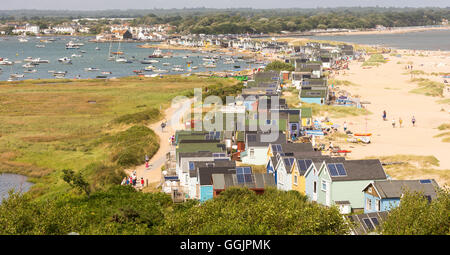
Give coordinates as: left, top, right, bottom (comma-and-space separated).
0, 186, 351, 235
112, 108, 162, 125
0, 186, 171, 235
99, 125, 159, 167
265, 61, 295, 72
203, 81, 245, 102
161, 187, 350, 235
381, 189, 450, 235
1, 8, 449, 35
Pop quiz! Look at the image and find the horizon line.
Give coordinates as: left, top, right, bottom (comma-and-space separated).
1, 6, 449, 12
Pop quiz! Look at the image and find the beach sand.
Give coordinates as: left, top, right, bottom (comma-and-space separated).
330, 49, 450, 170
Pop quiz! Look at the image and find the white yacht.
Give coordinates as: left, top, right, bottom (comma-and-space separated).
58, 57, 72, 64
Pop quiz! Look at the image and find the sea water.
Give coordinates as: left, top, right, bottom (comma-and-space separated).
0, 36, 259, 81
308, 29, 450, 51
0, 173, 33, 203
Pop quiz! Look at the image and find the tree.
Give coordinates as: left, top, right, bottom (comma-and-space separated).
62, 169, 91, 197
161, 187, 349, 235
264, 61, 294, 72
381, 188, 450, 235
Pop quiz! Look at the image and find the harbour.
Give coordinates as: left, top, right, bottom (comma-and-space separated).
0, 36, 262, 81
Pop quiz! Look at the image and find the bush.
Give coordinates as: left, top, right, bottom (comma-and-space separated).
382, 189, 450, 235
160, 187, 349, 235
101, 125, 159, 167
265, 61, 294, 72
112, 108, 161, 125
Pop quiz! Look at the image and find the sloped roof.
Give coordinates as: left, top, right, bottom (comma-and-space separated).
347, 211, 388, 235
367, 179, 439, 199
246, 131, 286, 147
212, 173, 276, 190
198, 167, 236, 185
328, 159, 387, 182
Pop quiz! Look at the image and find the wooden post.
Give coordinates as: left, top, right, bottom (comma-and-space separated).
146, 179, 148, 187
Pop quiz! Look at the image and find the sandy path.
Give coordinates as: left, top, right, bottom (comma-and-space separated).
125, 98, 193, 188
331, 50, 450, 169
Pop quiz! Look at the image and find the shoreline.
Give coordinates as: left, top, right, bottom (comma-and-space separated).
310, 25, 450, 36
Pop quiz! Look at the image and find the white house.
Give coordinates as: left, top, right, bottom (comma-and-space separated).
240, 132, 286, 165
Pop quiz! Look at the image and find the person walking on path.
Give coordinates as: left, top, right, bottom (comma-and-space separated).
399, 118, 403, 128
392, 118, 396, 128
343, 121, 348, 132
412, 116, 416, 127
383, 110, 387, 121
141, 177, 144, 188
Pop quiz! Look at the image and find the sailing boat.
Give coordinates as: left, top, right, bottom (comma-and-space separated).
111, 41, 124, 55
95, 41, 100, 51
107, 41, 114, 61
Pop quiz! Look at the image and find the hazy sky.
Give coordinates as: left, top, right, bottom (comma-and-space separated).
1, 0, 449, 10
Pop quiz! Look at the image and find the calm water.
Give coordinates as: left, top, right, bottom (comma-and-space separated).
0, 173, 33, 203
0, 36, 260, 81
309, 29, 450, 51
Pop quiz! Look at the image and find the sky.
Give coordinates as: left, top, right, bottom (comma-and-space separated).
1, 0, 449, 10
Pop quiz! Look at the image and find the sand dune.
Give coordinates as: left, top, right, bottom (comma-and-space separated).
332, 49, 450, 169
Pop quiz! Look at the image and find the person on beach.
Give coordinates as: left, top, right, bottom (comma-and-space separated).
392, 118, 396, 128
412, 116, 416, 127
399, 118, 403, 128
383, 110, 387, 121
121, 177, 126, 186
145, 154, 149, 163
343, 122, 348, 132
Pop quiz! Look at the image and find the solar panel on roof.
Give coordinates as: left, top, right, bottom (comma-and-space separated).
370, 217, 379, 226
419, 179, 432, 184
215, 132, 220, 139
276, 144, 282, 152
305, 159, 313, 169
298, 160, 307, 171
243, 167, 252, 174
363, 218, 374, 231
271, 144, 278, 152
336, 163, 347, 176
328, 164, 338, 176
189, 162, 195, 171
244, 174, 253, 183
236, 167, 244, 175
237, 174, 245, 184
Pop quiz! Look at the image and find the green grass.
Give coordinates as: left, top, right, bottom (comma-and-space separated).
435, 124, 450, 143
328, 79, 359, 87
0, 75, 239, 199
437, 123, 450, 131
362, 54, 387, 67
301, 102, 371, 119
436, 98, 450, 105
409, 78, 444, 97
365, 155, 450, 187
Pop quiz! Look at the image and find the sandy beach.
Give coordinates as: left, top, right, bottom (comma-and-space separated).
313, 25, 450, 36
329, 49, 450, 170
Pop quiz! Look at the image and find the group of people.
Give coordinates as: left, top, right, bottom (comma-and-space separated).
121, 171, 145, 188
383, 110, 416, 128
